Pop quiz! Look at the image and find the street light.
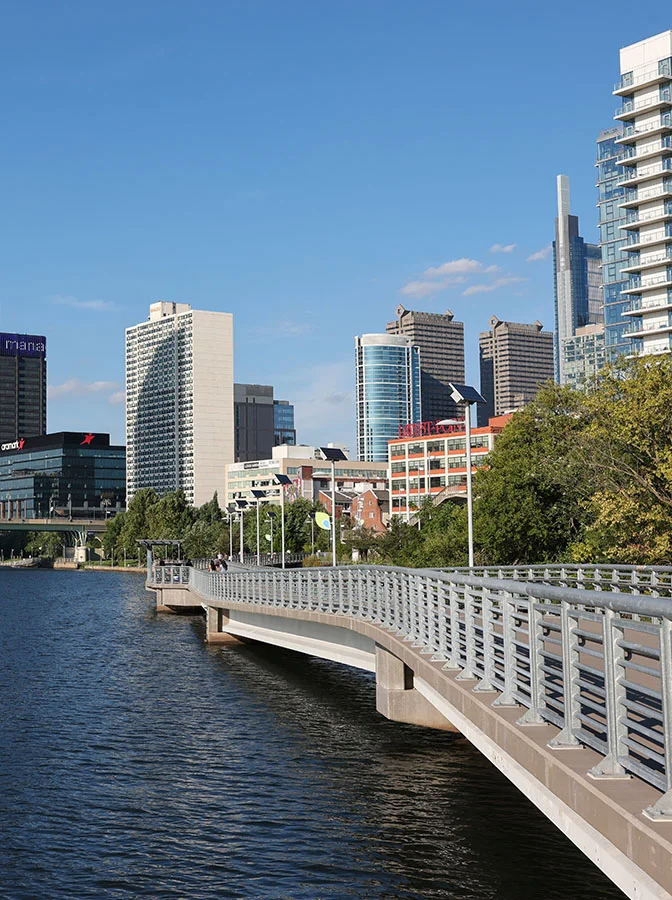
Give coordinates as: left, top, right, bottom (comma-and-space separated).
317, 447, 348, 567
226, 504, 237, 559
448, 383, 487, 568
251, 489, 266, 567
235, 499, 248, 563
267, 509, 276, 560
272, 474, 292, 569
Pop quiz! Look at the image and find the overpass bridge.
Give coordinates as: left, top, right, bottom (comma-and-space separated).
149, 561, 672, 900
0, 517, 108, 546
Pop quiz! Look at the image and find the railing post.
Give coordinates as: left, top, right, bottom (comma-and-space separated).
644, 617, 672, 820
456, 583, 478, 681
517, 598, 546, 725
493, 591, 519, 707
548, 600, 582, 749
589, 608, 630, 780
473, 585, 496, 692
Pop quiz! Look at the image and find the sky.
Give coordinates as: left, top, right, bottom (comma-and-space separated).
1, 1, 670, 451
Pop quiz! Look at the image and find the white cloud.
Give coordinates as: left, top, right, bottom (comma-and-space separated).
51, 294, 117, 311
526, 245, 552, 262
490, 243, 516, 254
254, 319, 312, 339
462, 276, 527, 296
109, 390, 125, 406
400, 257, 501, 300
49, 378, 122, 400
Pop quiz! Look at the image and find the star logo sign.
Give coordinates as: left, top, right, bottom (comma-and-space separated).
18, 438, 24, 450
80, 433, 95, 446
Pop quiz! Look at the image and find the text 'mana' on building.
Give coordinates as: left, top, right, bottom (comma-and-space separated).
355, 333, 421, 463
0, 332, 47, 445
125, 302, 234, 507
614, 31, 672, 358
385, 305, 465, 422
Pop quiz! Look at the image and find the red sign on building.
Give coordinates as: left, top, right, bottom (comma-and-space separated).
397, 420, 465, 439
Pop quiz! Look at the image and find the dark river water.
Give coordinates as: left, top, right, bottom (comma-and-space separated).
0, 570, 625, 900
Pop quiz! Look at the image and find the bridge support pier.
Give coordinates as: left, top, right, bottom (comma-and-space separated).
375, 645, 457, 732
205, 606, 242, 645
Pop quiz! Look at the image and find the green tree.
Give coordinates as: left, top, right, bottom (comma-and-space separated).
119, 488, 159, 555
25, 531, 64, 558
182, 519, 225, 559
197, 492, 222, 525
102, 510, 125, 558
147, 490, 195, 539
472, 384, 591, 564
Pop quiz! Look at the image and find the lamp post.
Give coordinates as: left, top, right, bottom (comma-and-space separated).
448, 383, 487, 568
226, 504, 236, 559
318, 447, 348, 567
268, 509, 276, 561
272, 474, 292, 569
235, 499, 248, 563
251, 489, 266, 567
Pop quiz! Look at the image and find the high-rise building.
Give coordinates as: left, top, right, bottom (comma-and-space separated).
234, 383, 275, 462
0, 332, 47, 445
553, 176, 602, 384
386, 305, 465, 422
478, 317, 554, 426
561, 324, 607, 391
597, 128, 631, 361
355, 333, 421, 463
274, 399, 296, 446
125, 301, 234, 506
614, 31, 672, 358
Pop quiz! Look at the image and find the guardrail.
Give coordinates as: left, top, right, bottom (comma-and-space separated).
152, 563, 672, 819
450, 564, 672, 597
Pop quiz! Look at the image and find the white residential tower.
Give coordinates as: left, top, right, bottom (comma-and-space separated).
125, 301, 234, 506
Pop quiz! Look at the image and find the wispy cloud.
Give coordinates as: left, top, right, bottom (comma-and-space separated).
51, 294, 117, 311
490, 243, 516, 254
526, 245, 552, 262
400, 258, 499, 300
462, 276, 527, 296
283, 359, 354, 450
49, 379, 122, 404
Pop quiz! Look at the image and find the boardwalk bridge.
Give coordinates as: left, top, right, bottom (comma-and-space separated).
148, 558, 672, 900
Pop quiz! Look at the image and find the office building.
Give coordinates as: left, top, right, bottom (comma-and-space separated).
274, 399, 296, 446
561, 324, 606, 391
386, 305, 465, 422
225, 444, 387, 507
597, 128, 631, 361
389, 417, 509, 521
0, 332, 47, 445
614, 31, 672, 358
0, 431, 125, 519
234, 383, 275, 462
553, 176, 602, 384
126, 301, 234, 507
355, 333, 422, 463
478, 318, 554, 426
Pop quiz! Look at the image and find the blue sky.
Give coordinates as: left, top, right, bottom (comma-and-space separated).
1, 2, 669, 450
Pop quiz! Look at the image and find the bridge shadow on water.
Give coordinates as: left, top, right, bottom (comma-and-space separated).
184, 615, 626, 900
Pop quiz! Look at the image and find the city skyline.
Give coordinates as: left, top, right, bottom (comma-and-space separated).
3, 6, 672, 450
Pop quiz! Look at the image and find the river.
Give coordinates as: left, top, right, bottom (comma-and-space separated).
0, 570, 624, 899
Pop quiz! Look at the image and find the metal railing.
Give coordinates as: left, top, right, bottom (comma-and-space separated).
151, 563, 672, 818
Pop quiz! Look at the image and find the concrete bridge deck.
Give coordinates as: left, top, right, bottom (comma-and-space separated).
149, 563, 672, 900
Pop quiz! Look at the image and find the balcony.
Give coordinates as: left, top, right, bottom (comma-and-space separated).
619, 183, 672, 209
620, 204, 672, 231
619, 158, 672, 187
614, 64, 672, 95
622, 319, 672, 338
615, 115, 672, 145
626, 228, 672, 251
619, 136, 672, 166
622, 248, 672, 273
615, 90, 672, 120
623, 292, 672, 316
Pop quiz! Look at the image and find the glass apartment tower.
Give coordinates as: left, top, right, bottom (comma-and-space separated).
597, 128, 630, 361
355, 333, 421, 463
553, 176, 603, 385
274, 400, 296, 446
125, 302, 234, 506
614, 31, 672, 357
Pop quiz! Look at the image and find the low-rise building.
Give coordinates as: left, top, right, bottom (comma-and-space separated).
388, 417, 510, 521
225, 444, 388, 506
318, 486, 389, 534
0, 431, 126, 519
